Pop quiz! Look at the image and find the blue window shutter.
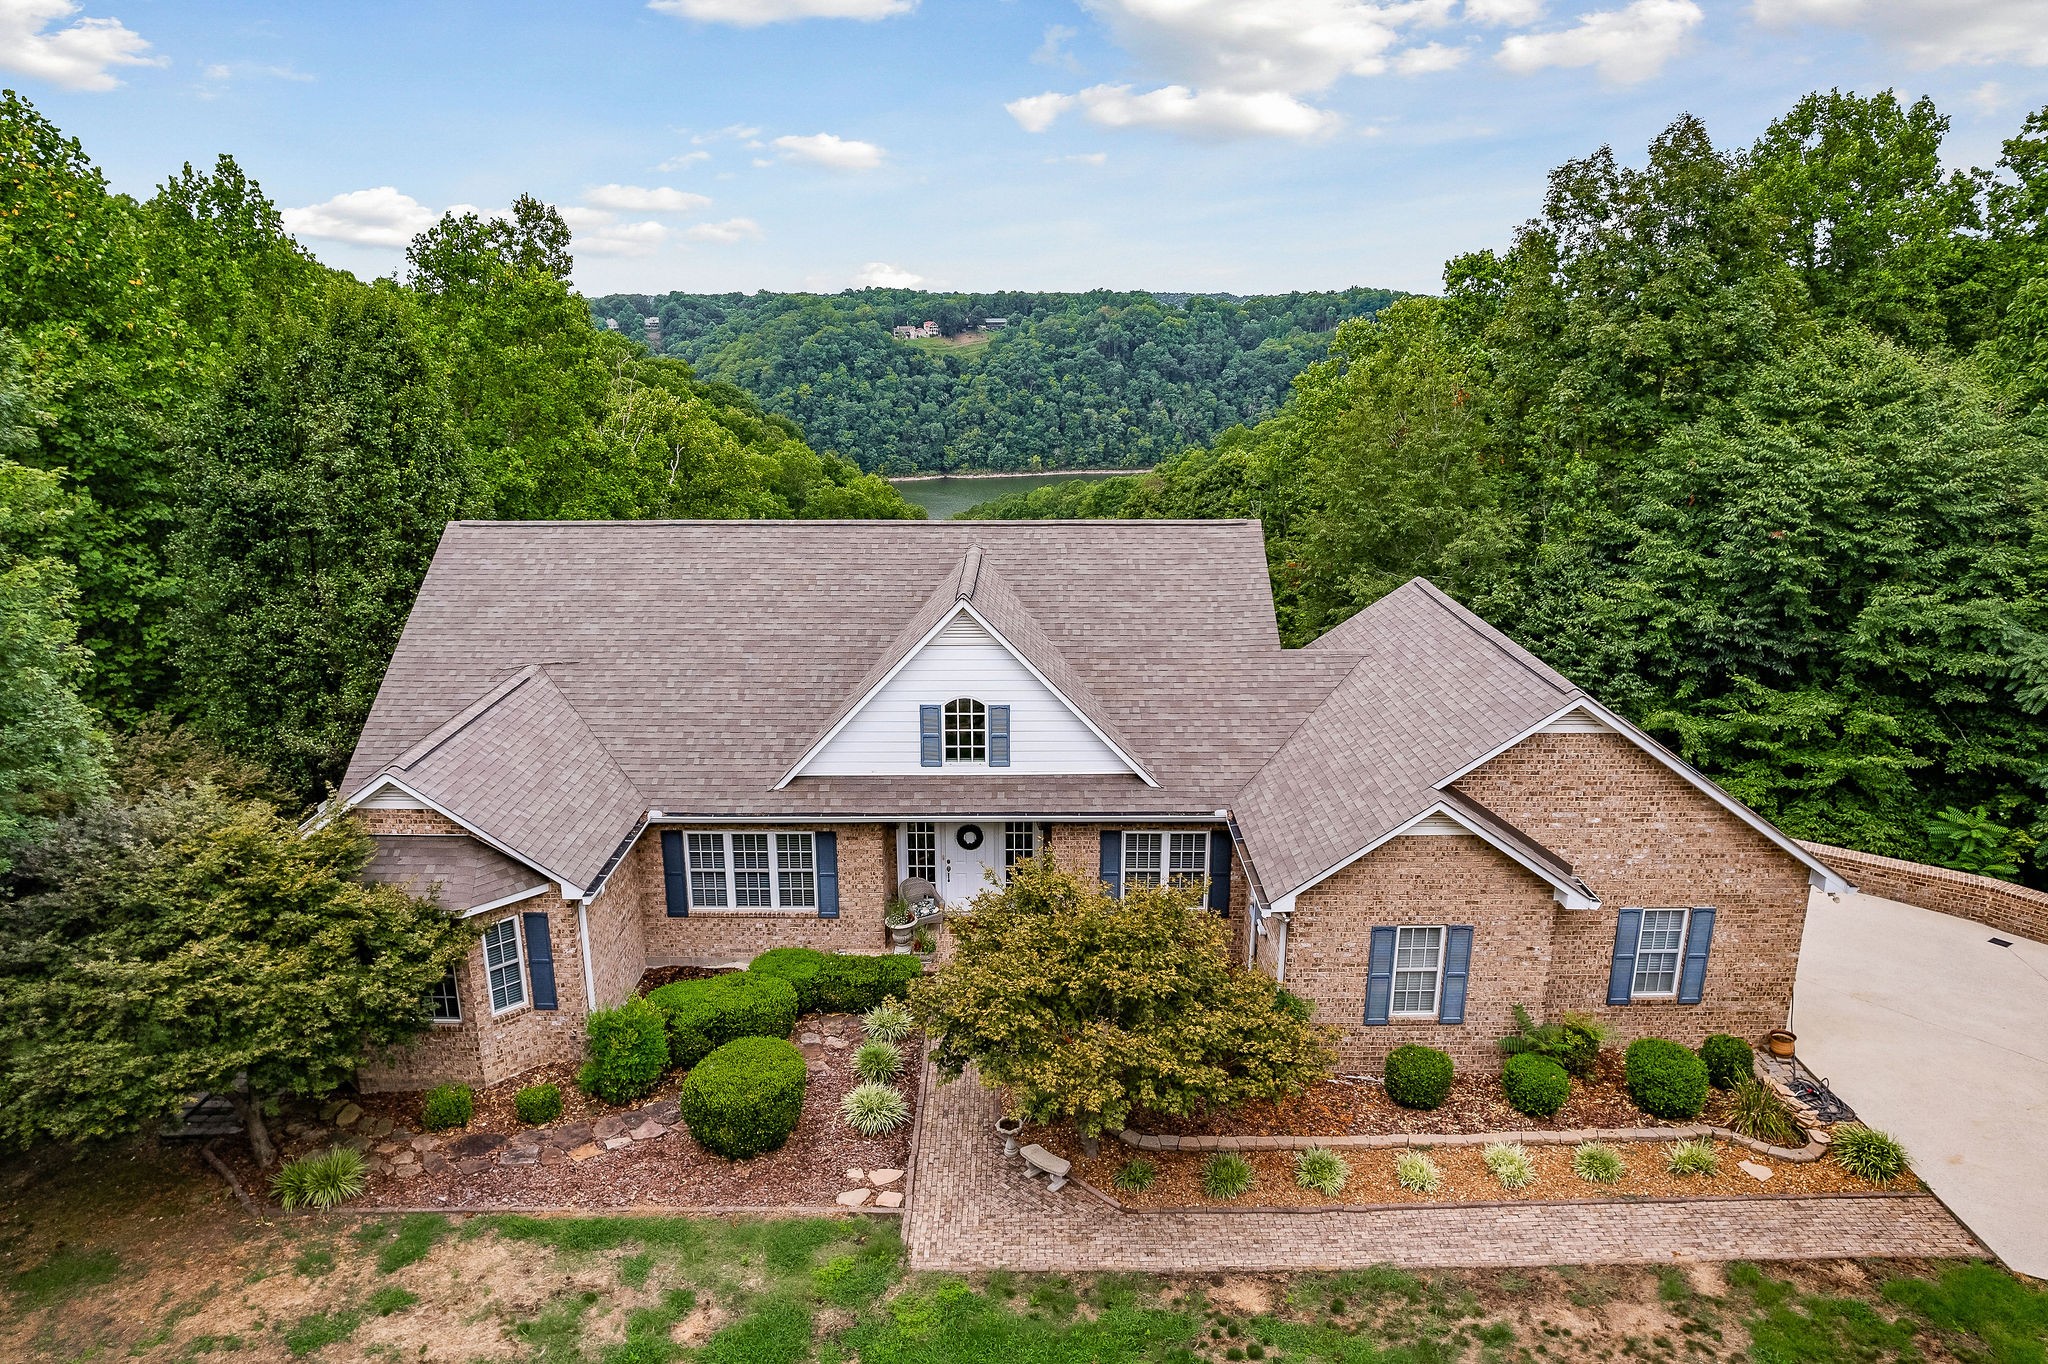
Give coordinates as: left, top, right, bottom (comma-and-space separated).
1099, 831, 1122, 897
1677, 905, 1715, 1004
987, 704, 1011, 767
1438, 925, 1473, 1024
523, 910, 558, 1011
660, 831, 689, 917
1364, 926, 1396, 1025
815, 831, 839, 918
919, 704, 942, 767
1207, 832, 1232, 916
1607, 906, 1644, 1005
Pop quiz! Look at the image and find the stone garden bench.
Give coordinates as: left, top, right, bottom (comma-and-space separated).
1017, 1142, 1070, 1192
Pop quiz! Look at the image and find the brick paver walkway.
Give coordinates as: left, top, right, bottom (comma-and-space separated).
903, 1066, 1985, 1273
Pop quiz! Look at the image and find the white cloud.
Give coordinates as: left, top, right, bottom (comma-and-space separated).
584, 183, 713, 213
1496, 0, 1701, 83
1968, 81, 2006, 115
1080, 83, 1343, 138
282, 187, 440, 248
657, 150, 711, 171
685, 217, 764, 243
854, 261, 923, 287
558, 205, 668, 257
771, 132, 886, 170
1395, 41, 1469, 72
647, 0, 914, 26
0, 0, 162, 91
1034, 22, 1081, 70
1006, 91, 1076, 133
1049, 151, 1111, 165
1464, 0, 1545, 21
1751, 0, 2048, 66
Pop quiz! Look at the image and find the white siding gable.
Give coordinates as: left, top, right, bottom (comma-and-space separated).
800, 610, 1131, 777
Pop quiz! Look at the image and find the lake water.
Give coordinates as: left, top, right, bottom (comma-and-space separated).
890, 470, 1138, 520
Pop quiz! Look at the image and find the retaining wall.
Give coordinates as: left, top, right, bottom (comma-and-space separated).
1802, 841, 2048, 945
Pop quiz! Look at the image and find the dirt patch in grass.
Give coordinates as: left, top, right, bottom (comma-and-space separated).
1044, 1132, 1917, 1210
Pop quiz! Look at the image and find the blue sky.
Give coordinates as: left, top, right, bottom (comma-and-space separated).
5, 0, 2045, 296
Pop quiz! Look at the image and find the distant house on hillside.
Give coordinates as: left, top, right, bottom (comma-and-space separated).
893, 321, 940, 340
982, 316, 1008, 329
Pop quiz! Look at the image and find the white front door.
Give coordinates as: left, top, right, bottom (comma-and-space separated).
938, 822, 1002, 905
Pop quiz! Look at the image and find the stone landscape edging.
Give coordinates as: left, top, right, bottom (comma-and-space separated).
1066, 1179, 1941, 1218
1115, 1123, 1822, 1163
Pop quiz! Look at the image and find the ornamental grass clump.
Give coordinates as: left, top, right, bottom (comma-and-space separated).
1727, 1078, 1804, 1146
1831, 1125, 1910, 1184
1572, 1142, 1627, 1184
1202, 1152, 1255, 1200
853, 1038, 904, 1083
513, 1083, 562, 1126
1483, 1142, 1536, 1190
1113, 1158, 1158, 1192
1666, 1138, 1720, 1176
1395, 1150, 1443, 1193
1624, 1037, 1709, 1119
862, 1000, 916, 1044
1295, 1146, 1350, 1197
840, 1081, 911, 1136
271, 1147, 368, 1211
420, 1083, 473, 1131
1502, 1053, 1571, 1119
1383, 1045, 1455, 1111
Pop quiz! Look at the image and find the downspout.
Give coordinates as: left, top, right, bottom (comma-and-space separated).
1219, 811, 1274, 973
575, 897, 599, 1012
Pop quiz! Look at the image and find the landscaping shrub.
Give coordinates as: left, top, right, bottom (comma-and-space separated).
1113, 1158, 1158, 1192
577, 997, 670, 1104
1572, 1142, 1626, 1184
1202, 1152, 1255, 1200
1382, 1045, 1455, 1110
513, 1083, 562, 1126
647, 972, 800, 1069
813, 952, 923, 1013
862, 1000, 915, 1044
1295, 1147, 1350, 1197
748, 948, 829, 1011
840, 1081, 910, 1136
420, 1083, 473, 1131
1501, 1053, 1571, 1119
1483, 1142, 1535, 1190
853, 1038, 904, 1083
1699, 1033, 1754, 1090
1666, 1138, 1719, 1176
271, 1147, 368, 1210
1498, 1005, 1607, 1078
1727, 1078, 1804, 1146
677, 1036, 808, 1159
1395, 1151, 1442, 1193
1624, 1038, 1709, 1119
1832, 1125, 1910, 1184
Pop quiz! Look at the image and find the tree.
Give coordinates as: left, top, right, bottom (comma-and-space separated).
908, 860, 1335, 1142
0, 784, 474, 1164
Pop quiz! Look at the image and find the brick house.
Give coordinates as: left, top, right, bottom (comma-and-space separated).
339, 520, 1848, 1089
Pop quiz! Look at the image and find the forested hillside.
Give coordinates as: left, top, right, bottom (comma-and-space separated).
968, 92, 2048, 884
587, 287, 1400, 473
0, 91, 918, 826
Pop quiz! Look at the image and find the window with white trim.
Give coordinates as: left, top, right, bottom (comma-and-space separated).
482, 918, 525, 1013
943, 697, 987, 762
1003, 821, 1036, 871
1122, 831, 1209, 893
1631, 909, 1688, 997
905, 821, 937, 883
426, 970, 461, 1023
684, 831, 818, 909
1390, 925, 1445, 1017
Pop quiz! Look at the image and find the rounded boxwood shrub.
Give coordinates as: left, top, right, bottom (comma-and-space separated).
577, 996, 670, 1104
646, 972, 800, 1069
1501, 1053, 1570, 1119
812, 952, 924, 1014
421, 1083, 473, 1131
747, 948, 830, 1012
1383, 1044, 1455, 1110
513, 1083, 562, 1126
1698, 1033, 1754, 1090
1624, 1037, 1709, 1119
676, 1036, 808, 1160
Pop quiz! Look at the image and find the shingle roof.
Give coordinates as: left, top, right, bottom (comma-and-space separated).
365, 835, 548, 910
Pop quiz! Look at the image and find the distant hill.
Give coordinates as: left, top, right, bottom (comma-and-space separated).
587, 287, 1402, 474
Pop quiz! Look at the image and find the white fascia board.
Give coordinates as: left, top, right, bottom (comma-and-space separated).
646, 811, 1222, 824
1430, 696, 1853, 896
1282, 800, 1599, 910
343, 774, 584, 897
457, 883, 554, 918
773, 601, 1156, 789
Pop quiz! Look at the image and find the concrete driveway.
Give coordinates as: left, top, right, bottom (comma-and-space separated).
1795, 889, 2048, 1279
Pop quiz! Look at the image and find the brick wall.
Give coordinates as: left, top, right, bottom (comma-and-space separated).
355, 808, 469, 837
1452, 731, 1810, 1050
585, 846, 651, 1009
634, 824, 897, 965
1048, 822, 1249, 958
1799, 840, 2048, 945
1284, 835, 1558, 1072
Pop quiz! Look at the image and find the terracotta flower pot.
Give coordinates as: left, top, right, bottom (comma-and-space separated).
1766, 1029, 1797, 1058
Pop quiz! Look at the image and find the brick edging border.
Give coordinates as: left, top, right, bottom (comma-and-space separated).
1115, 1123, 1821, 1163
1069, 1179, 1945, 1219
342, 1203, 903, 1218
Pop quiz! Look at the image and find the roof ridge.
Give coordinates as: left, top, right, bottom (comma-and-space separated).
1407, 579, 1577, 697
386, 665, 541, 776
1227, 647, 1376, 807
958, 544, 984, 600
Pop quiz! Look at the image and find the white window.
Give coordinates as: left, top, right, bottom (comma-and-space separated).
1122, 831, 1209, 894
1390, 925, 1445, 1017
683, 831, 818, 910
905, 821, 937, 883
944, 697, 987, 762
1003, 821, 1036, 872
482, 918, 525, 1014
1632, 909, 1689, 997
426, 970, 461, 1023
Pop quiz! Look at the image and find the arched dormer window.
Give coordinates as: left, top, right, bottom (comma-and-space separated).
943, 697, 987, 762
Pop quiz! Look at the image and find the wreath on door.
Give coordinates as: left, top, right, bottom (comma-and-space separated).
955, 824, 984, 850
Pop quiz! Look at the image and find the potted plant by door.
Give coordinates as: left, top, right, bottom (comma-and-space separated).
885, 900, 917, 951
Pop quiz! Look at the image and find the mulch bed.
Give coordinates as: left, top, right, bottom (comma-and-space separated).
353, 1060, 626, 1136
633, 964, 735, 993
1131, 1051, 1755, 1139
1025, 1127, 1915, 1210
